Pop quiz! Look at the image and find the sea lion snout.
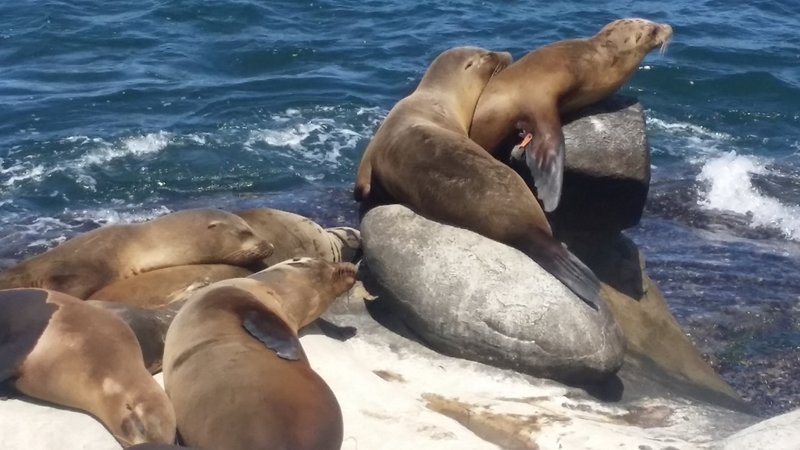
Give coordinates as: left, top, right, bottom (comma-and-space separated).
491, 51, 513, 73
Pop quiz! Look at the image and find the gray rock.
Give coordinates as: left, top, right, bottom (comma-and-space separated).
720, 407, 800, 450
361, 205, 625, 383
509, 95, 650, 233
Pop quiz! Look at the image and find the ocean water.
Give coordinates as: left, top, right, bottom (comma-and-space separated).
1, 0, 798, 416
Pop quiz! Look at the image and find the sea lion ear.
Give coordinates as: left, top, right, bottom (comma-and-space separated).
207, 221, 221, 229
242, 310, 303, 361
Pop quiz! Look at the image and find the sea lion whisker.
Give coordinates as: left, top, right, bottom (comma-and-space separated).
659, 38, 671, 56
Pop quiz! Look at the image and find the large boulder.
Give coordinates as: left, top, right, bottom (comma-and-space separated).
360, 204, 625, 383
509, 95, 650, 233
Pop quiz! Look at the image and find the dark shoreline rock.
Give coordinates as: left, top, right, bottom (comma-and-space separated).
501, 95, 650, 234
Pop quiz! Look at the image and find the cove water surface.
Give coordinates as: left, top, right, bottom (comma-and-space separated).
1, 0, 798, 416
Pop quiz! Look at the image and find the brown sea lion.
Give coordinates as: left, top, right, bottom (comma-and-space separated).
353, 47, 601, 306
85, 299, 187, 374
89, 264, 253, 308
0, 288, 176, 447
0, 208, 274, 299
470, 18, 673, 211
163, 258, 356, 450
236, 207, 362, 266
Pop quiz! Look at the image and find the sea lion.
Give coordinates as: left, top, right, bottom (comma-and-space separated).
353, 47, 601, 306
86, 299, 187, 374
236, 207, 362, 266
470, 18, 673, 211
0, 288, 176, 447
163, 258, 356, 450
89, 264, 253, 308
0, 208, 274, 299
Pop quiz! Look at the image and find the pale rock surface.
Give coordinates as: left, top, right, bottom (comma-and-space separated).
360, 204, 625, 383
720, 407, 800, 450
0, 300, 766, 450
314, 294, 757, 450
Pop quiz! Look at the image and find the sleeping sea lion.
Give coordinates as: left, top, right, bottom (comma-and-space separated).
0, 208, 274, 299
163, 258, 356, 450
0, 288, 176, 446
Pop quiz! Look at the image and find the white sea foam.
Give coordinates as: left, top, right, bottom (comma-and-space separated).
1, 162, 47, 187
0, 131, 176, 193
698, 151, 800, 241
244, 106, 386, 171
78, 131, 171, 167
649, 115, 800, 241
71, 205, 172, 225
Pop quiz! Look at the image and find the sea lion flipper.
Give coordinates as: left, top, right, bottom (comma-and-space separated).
242, 310, 302, 361
523, 126, 565, 213
522, 235, 601, 310
0, 289, 57, 381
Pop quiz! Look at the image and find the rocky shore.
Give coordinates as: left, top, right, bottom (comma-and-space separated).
1, 96, 798, 449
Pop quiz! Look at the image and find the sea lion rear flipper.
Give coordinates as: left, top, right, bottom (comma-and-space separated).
0, 289, 57, 381
523, 236, 601, 310
523, 128, 564, 213
242, 310, 303, 361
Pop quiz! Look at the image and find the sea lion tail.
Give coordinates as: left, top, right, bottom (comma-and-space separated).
522, 237, 601, 310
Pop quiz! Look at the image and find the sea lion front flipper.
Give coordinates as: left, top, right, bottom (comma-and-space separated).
521, 109, 565, 212
242, 310, 303, 361
0, 289, 57, 381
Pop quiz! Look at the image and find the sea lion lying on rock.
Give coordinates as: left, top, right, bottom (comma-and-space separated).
163, 258, 356, 450
0, 208, 274, 299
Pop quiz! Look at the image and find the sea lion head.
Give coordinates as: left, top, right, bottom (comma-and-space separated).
417, 47, 512, 130
191, 209, 275, 266
596, 18, 673, 58
249, 257, 357, 328
105, 378, 177, 446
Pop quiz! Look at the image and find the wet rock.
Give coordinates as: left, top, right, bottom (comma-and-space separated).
360, 204, 625, 383
561, 231, 749, 412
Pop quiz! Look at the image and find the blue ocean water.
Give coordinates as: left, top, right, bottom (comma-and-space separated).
1, 0, 798, 415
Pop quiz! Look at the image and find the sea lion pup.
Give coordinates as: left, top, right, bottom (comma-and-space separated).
0, 208, 274, 299
353, 47, 601, 306
0, 288, 176, 447
470, 18, 673, 211
236, 207, 362, 266
88, 264, 253, 308
163, 258, 356, 450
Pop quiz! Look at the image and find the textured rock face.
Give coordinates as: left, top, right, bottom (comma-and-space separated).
361, 204, 625, 383
509, 95, 650, 233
